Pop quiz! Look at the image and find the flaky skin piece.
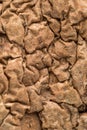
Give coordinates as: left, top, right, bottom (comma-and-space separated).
0, 0, 87, 130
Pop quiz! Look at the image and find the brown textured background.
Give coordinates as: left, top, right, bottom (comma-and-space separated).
0, 0, 87, 130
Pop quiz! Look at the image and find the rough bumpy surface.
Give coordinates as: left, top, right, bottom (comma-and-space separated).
0, 0, 87, 130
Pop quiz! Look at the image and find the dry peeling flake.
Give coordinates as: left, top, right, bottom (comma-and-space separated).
0, 0, 87, 130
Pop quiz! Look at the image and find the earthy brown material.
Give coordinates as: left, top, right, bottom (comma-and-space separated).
0, 0, 87, 130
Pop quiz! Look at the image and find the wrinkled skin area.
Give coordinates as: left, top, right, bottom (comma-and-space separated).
0, 0, 87, 130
